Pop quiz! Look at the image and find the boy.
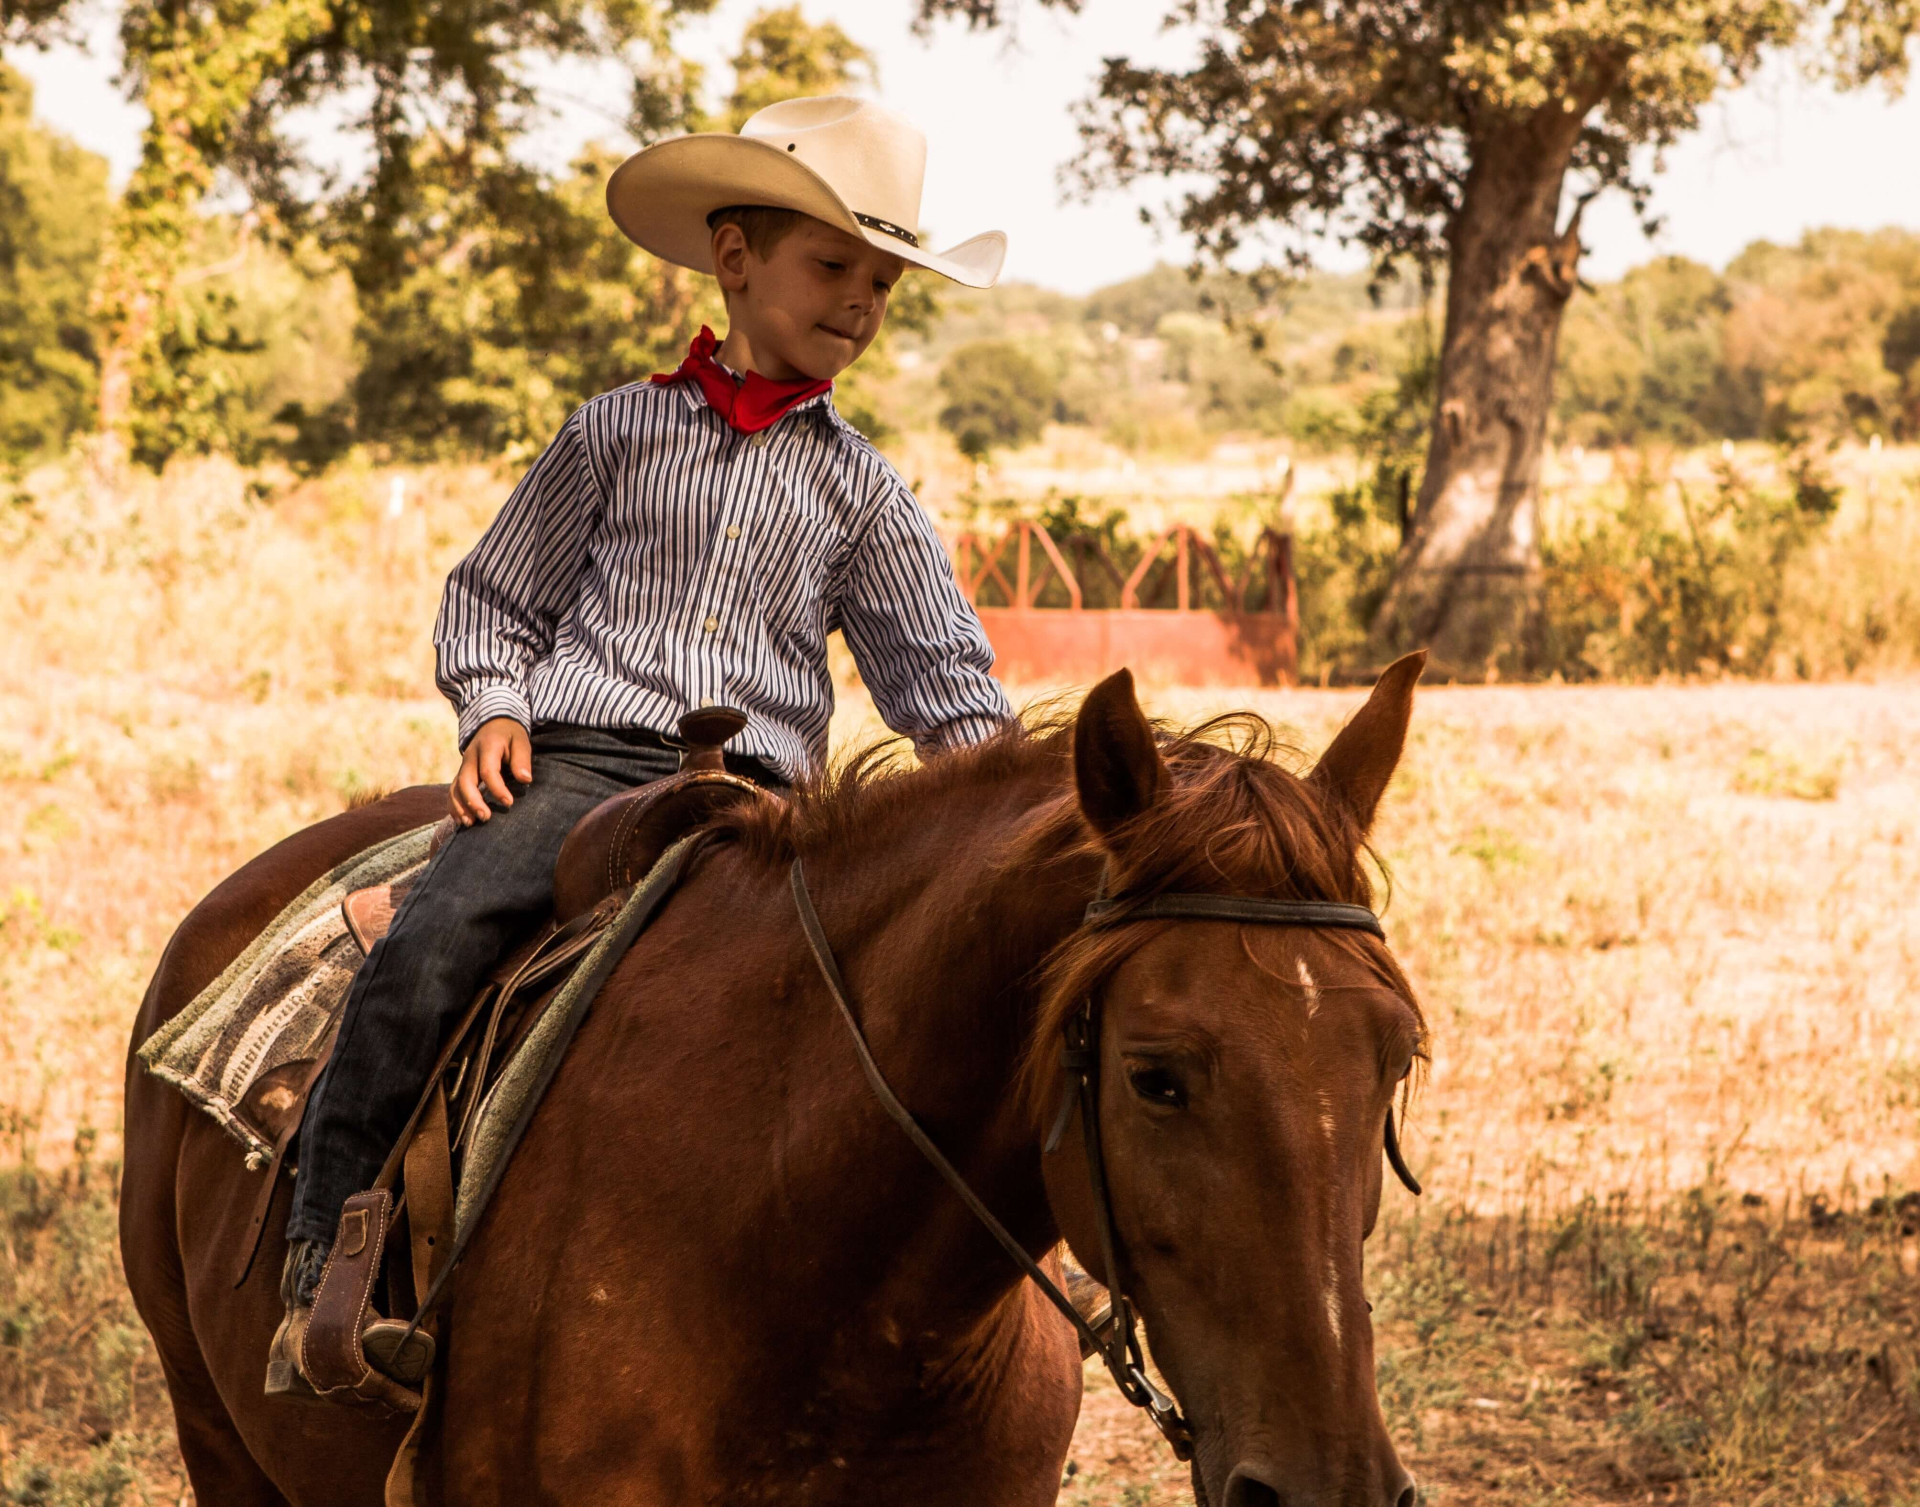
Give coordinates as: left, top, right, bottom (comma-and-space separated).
268, 95, 1013, 1396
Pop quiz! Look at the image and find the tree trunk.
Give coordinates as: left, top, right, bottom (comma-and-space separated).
1371, 111, 1588, 676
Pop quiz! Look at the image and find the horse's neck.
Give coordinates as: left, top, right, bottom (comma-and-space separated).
803, 768, 1090, 1271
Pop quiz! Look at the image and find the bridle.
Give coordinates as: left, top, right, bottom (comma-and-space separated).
789, 859, 1423, 1463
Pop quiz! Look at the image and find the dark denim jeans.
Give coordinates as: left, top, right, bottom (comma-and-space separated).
287, 724, 774, 1245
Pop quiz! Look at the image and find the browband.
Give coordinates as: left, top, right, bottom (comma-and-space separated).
1084, 894, 1386, 940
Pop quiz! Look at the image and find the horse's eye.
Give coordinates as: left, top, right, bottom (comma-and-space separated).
1128, 1066, 1187, 1109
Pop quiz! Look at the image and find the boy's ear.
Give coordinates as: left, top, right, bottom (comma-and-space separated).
711, 223, 751, 294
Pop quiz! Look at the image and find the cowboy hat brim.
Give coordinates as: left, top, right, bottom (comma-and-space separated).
606, 134, 1006, 290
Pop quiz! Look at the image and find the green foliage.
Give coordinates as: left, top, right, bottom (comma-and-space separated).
1156, 313, 1287, 433
120, 225, 357, 469
923, 0, 1875, 280
1084, 263, 1270, 336
1558, 231, 1920, 449
94, 0, 339, 465
938, 339, 1057, 458
1721, 227, 1920, 441
1292, 511, 1402, 681
923, 0, 1918, 671
1324, 322, 1438, 524
286, 3, 901, 461
125, 285, 264, 471
0, 66, 107, 466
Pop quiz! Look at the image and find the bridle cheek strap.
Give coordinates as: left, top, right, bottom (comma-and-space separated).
786, 864, 1146, 1400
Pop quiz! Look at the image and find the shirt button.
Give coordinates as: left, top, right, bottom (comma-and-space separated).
704, 616, 719, 633
726, 525, 741, 540
750, 431, 769, 449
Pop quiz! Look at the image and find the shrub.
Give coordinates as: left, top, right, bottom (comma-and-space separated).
1538, 449, 1845, 678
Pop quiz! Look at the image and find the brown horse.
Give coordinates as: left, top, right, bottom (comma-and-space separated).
122, 657, 1427, 1507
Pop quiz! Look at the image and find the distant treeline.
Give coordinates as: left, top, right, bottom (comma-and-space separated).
1556, 234, 1920, 448
910, 240, 1920, 458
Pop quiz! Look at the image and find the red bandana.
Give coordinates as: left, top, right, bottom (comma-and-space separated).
650, 326, 832, 435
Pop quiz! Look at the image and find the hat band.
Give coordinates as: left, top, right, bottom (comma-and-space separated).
855, 213, 919, 249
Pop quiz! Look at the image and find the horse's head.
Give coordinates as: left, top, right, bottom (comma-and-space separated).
1039, 655, 1427, 1507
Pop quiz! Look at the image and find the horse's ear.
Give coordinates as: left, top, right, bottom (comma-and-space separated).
1074, 669, 1166, 838
1309, 651, 1425, 836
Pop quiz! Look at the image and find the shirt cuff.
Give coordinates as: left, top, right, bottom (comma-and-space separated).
456, 685, 534, 749
915, 711, 1013, 758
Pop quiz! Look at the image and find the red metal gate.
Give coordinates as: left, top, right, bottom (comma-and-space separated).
950, 522, 1299, 687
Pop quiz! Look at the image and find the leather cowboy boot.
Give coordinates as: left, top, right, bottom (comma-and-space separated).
263, 1237, 328, 1401
265, 1235, 437, 1402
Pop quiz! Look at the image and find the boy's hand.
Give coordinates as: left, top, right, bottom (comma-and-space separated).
451, 718, 532, 826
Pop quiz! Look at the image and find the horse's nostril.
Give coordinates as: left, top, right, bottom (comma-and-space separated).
1223, 1471, 1282, 1507
1394, 1484, 1418, 1507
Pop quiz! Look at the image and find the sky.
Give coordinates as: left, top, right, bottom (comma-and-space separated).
9, 0, 1920, 295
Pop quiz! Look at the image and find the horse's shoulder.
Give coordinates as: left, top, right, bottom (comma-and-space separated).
136, 785, 449, 1036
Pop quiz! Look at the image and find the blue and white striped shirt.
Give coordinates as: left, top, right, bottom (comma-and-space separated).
433, 380, 1012, 782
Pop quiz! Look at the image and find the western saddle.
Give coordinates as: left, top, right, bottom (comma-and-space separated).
253, 708, 778, 1413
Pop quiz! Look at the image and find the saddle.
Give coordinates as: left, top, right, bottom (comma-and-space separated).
249, 707, 777, 1414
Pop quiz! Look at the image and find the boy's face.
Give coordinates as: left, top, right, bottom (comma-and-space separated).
712, 217, 907, 382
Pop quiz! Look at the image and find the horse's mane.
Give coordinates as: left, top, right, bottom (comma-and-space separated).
715, 701, 1083, 865
716, 703, 1426, 1112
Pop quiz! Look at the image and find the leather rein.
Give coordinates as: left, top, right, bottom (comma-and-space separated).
789, 859, 1423, 1464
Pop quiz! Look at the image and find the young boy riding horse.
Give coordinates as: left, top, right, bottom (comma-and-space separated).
268, 95, 1014, 1397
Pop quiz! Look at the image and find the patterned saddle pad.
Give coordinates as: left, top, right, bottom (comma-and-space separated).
138, 824, 438, 1165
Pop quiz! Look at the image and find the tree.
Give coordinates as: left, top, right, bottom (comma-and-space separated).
333, 4, 896, 458
85, 0, 717, 467
85, 0, 912, 465
0, 63, 108, 465
918, 0, 1918, 673
938, 339, 1056, 458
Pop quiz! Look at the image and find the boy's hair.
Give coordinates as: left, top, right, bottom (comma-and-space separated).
706, 205, 806, 259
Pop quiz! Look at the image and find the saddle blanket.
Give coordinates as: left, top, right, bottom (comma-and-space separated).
138, 824, 439, 1165
139, 821, 676, 1248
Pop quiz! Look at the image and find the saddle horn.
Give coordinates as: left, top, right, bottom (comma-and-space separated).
676, 706, 749, 772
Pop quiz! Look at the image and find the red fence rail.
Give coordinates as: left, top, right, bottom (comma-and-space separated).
950, 522, 1300, 687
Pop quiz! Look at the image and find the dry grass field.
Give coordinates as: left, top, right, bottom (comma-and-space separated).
2, 454, 1917, 1502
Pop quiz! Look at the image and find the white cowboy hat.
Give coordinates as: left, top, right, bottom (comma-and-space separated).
606, 95, 1007, 289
